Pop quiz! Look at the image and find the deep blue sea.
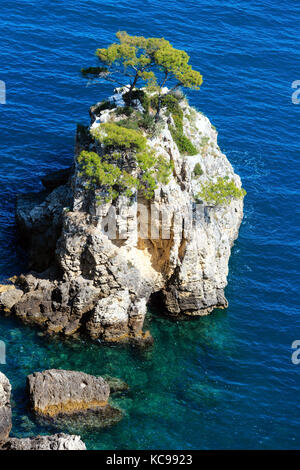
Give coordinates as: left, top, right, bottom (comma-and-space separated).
0, 0, 299, 450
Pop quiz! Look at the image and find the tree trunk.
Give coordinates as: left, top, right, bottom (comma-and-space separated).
155, 71, 168, 121
155, 95, 162, 122
127, 74, 139, 103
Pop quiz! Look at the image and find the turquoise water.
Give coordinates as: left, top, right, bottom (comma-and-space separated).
0, 0, 300, 449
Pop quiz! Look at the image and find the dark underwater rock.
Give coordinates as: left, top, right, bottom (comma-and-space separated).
103, 376, 129, 394
36, 405, 124, 434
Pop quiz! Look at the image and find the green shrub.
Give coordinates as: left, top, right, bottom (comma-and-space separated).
200, 136, 210, 147
138, 113, 156, 132
151, 94, 182, 119
155, 154, 174, 184
169, 88, 185, 102
172, 112, 183, 133
77, 150, 124, 201
91, 122, 147, 151
193, 163, 203, 178
196, 177, 246, 206
77, 144, 173, 202
115, 106, 134, 117
81, 66, 108, 77
116, 118, 140, 131
115, 111, 156, 134
169, 127, 198, 156
151, 93, 197, 155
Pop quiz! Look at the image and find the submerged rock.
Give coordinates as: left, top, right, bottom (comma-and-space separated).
103, 376, 129, 394
3, 433, 86, 451
38, 405, 123, 433
0, 372, 12, 445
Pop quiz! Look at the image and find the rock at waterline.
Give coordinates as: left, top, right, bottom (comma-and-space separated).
27, 369, 124, 430
0, 284, 23, 312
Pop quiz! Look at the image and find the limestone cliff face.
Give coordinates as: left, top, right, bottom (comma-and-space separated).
0, 91, 244, 344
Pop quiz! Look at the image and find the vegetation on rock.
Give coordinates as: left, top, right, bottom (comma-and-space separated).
91, 122, 147, 151
196, 177, 246, 206
150, 93, 198, 155
193, 163, 203, 178
78, 119, 173, 202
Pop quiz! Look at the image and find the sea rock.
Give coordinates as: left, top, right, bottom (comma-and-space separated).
0, 372, 12, 445
27, 370, 124, 431
3, 433, 86, 451
27, 369, 110, 417
40, 405, 123, 433
5, 88, 244, 343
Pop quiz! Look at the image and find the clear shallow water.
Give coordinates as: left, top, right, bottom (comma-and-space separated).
0, 0, 299, 449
